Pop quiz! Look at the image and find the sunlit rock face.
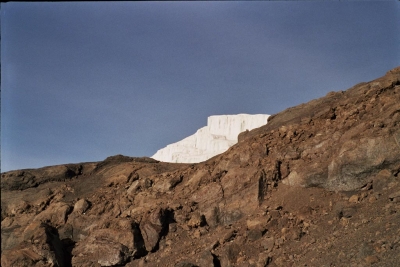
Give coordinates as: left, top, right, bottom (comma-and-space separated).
152, 114, 270, 163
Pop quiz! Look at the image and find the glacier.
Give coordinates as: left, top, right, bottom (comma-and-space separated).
151, 114, 270, 163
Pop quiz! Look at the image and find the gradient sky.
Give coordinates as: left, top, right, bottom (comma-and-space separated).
1, 2, 399, 172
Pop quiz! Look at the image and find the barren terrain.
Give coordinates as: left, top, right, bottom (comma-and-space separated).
2, 67, 400, 266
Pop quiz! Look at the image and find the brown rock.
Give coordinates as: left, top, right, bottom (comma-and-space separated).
2, 67, 400, 267
175, 262, 197, 267
221, 243, 241, 267
257, 252, 272, 267
247, 228, 263, 241
72, 238, 129, 266
187, 212, 206, 228
246, 219, 263, 229
73, 198, 91, 214
1, 164, 81, 191
154, 174, 183, 192
349, 195, 359, 203
261, 237, 275, 252
365, 255, 380, 265
72, 227, 144, 266
191, 183, 224, 209
139, 207, 166, 252
1, 248, 44, 267
220, 229, 236, 244
127, 180, 141, 195
5, 200, 31, 215
373, 169, 393, 192
2, 222, 66, 267
198, 250, 215, 267
33, 202, 71, 228
389, 191, 400, 203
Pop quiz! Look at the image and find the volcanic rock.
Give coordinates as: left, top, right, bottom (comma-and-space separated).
1, 66, 400, 266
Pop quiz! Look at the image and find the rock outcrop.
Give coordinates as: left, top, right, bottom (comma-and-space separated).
152, 114, 270, 163
1, 67, 400, 266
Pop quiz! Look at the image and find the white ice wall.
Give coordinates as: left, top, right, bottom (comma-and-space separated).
151, 114, 270, 163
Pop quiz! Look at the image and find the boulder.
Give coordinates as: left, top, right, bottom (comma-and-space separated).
32, 202, 71, 228
2, 222, 66, 267
73, 198, 91, 214
72, 226, 145, 266
139, 207, 167, 252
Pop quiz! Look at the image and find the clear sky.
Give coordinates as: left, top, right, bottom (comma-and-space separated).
1, 2, 399, 172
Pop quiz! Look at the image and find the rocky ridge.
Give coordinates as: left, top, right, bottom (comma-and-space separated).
1, 67, 400, 267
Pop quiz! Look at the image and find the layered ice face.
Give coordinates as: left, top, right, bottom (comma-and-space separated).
151, 114, 270, 163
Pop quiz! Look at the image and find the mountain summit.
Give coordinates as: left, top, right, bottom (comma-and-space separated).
152, 114, 270, 163
1, 67, 400, 266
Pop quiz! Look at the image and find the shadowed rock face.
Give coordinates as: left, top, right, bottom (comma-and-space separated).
2, 67, 400, 266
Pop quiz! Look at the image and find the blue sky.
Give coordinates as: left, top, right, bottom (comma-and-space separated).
1, 2, 399, 172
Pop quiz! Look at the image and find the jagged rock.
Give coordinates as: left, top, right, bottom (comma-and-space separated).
257, 252, 272, 267
247, 228, 263, 241
153, 174, 183, 193
175, 262, 198, 267
198, 250, 216, 267
1, 222, 66, 267
127, 180, 141, 195
1, 164, 82, 191
187, 212, 206, 228
191, 183, 224, 208
73, 198, 91, 214
33, 202, 71, 227
220, 243, 241, 267
72, 238, 129, 266
139, 207, 167, 252
389, 190, 400, 202
348, 195, 359, 203
2, 67, 400, 266
220, 229, 236, 244
260, 237, 275, 252
72, 226, 145, 266
4, 200, 31, 216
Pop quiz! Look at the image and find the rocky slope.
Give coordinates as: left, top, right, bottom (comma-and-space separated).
1, 67, 400, 267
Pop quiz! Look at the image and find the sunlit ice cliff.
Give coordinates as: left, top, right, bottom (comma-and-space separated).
151, 114, 270, 163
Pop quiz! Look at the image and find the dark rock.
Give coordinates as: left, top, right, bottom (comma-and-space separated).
220, 229, 236, 244
139, 207, 166, 252
1, 222, 66, 267
335, 204, 358, 219
1, 164, 82, 191
187, 212, 206, 228
198, 250, 216, 267
389, 191, 400, 202
261, 237, 275, 252
221, 243, 241, 267
175, 262, 198, 267
71, 227, 143, 266
247, 229, 263, 241
258, 252, 273, 267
